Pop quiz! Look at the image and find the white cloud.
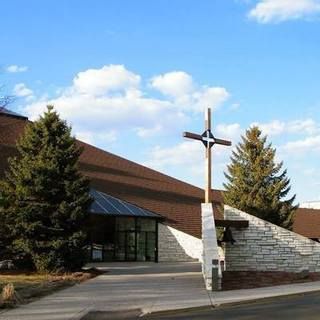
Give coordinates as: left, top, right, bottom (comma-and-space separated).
143, 141, 205, 186
134, 125, 163, 138
144, 141, 203, 169
288, 119, 319, 135
76, 130, 117, 145
252, 120, 285, 135
249, 0, 320, 23
73, 64, 140, 95
144, 139, 233, 187
142, 117, 320, 192
192, 87, 230, 113
150, 71, 229, 113
22, 65, 230, 145
283, 135, 320, 153
252, 119, 319, 136
13, 83, 33, 98
215, 123, 242, 140
23, 88, 180, 140
151, 71, 194, 98
6, 65, 28, 73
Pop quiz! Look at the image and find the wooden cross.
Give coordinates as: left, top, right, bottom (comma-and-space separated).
183, 107, 232, 203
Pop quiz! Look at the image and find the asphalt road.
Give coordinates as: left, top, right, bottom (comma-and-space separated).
142, 291, 320, 320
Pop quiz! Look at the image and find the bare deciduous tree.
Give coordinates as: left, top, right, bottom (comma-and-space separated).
0, 85, 14, 109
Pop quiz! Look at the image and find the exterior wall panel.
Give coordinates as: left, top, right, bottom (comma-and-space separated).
158, 223, 202, 262
225, 206, 320, 273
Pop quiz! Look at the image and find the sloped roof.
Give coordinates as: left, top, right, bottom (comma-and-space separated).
90, 188, 162, 218
0, 107, 27, 120
0, 111, 224, 238
293, 208, 320, 239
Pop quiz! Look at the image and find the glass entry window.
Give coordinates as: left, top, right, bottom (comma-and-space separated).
114, 231, 136, 261
136, 219, 157, 262
89, 215, 158, 262
114, 217, 157, 262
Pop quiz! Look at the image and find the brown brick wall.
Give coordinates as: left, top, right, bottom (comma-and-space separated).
222, 271, 320, 290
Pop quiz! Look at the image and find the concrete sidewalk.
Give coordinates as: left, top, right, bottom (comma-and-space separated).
0, 262, 212, 320
1, 262, 320, 320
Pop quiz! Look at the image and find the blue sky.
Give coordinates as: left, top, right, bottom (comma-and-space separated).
1, 0, 320, 203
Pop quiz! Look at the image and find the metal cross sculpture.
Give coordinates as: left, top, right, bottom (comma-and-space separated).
183, 107, 232, 203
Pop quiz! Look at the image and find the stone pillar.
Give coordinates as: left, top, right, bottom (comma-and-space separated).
201, 203, 221, 291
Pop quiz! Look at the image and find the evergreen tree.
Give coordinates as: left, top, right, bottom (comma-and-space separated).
0, 193, 14, 260
223, 126, 297, 229
0, 106, 92, 272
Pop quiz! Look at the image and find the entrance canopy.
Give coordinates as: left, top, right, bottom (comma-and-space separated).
88, 189, 161, 262
89, 188, 163, 219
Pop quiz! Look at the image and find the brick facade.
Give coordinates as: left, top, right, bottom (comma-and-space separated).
222, 271, 320, 290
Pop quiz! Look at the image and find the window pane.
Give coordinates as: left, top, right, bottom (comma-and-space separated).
116, 217, 135, 231
146, 232, 156, 262
140, 219, 156, 232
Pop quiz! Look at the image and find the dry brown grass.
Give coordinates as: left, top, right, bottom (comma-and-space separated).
1, 283, 15, 302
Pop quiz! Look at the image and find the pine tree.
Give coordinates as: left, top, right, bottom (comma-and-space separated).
223, 126, 297, 229
0, 106, 92, 272
0, 193, 14, 260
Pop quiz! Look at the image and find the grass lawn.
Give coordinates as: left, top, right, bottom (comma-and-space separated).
0, 269, 102, 309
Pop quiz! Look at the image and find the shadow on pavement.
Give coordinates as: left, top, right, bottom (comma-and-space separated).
81, 309, 142, 320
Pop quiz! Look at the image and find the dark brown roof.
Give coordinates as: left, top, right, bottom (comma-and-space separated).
0, 111, 224, 238
0, 107, 28, 120
293, 208, 320, 239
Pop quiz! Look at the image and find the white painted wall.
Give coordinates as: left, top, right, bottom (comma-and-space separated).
158, 223, 202, 262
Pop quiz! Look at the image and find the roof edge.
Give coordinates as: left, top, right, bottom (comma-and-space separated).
0, 107, 28, 120
78, 139, 225, 196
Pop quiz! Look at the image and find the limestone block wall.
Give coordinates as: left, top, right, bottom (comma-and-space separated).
158, 223, 202, 262
224, 205, 320, 272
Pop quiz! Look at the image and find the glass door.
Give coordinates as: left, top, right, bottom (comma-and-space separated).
125, 231, 136, 261
136, 231, 156, 261
115, 231, 126, 261
114, 217, 157, 262
145, 232, 156, 262
136, 231, 146, 261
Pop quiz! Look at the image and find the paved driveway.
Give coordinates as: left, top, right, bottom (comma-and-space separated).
0, 262, 212, 320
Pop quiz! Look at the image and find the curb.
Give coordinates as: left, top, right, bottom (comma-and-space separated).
141, 289, 320, 318
212, 289, 320, 309
140, 305, 214, 318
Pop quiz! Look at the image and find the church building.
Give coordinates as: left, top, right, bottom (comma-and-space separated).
0, 107, 224, 263
1, 107, 318, 265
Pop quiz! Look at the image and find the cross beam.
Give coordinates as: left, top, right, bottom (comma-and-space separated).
183, 132, 231, 147
183, 108, 232, 203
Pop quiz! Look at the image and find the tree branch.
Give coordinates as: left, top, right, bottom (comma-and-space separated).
0, 85, 15, 109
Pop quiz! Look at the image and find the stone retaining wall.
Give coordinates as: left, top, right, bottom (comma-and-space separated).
225, 205, 320, 272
